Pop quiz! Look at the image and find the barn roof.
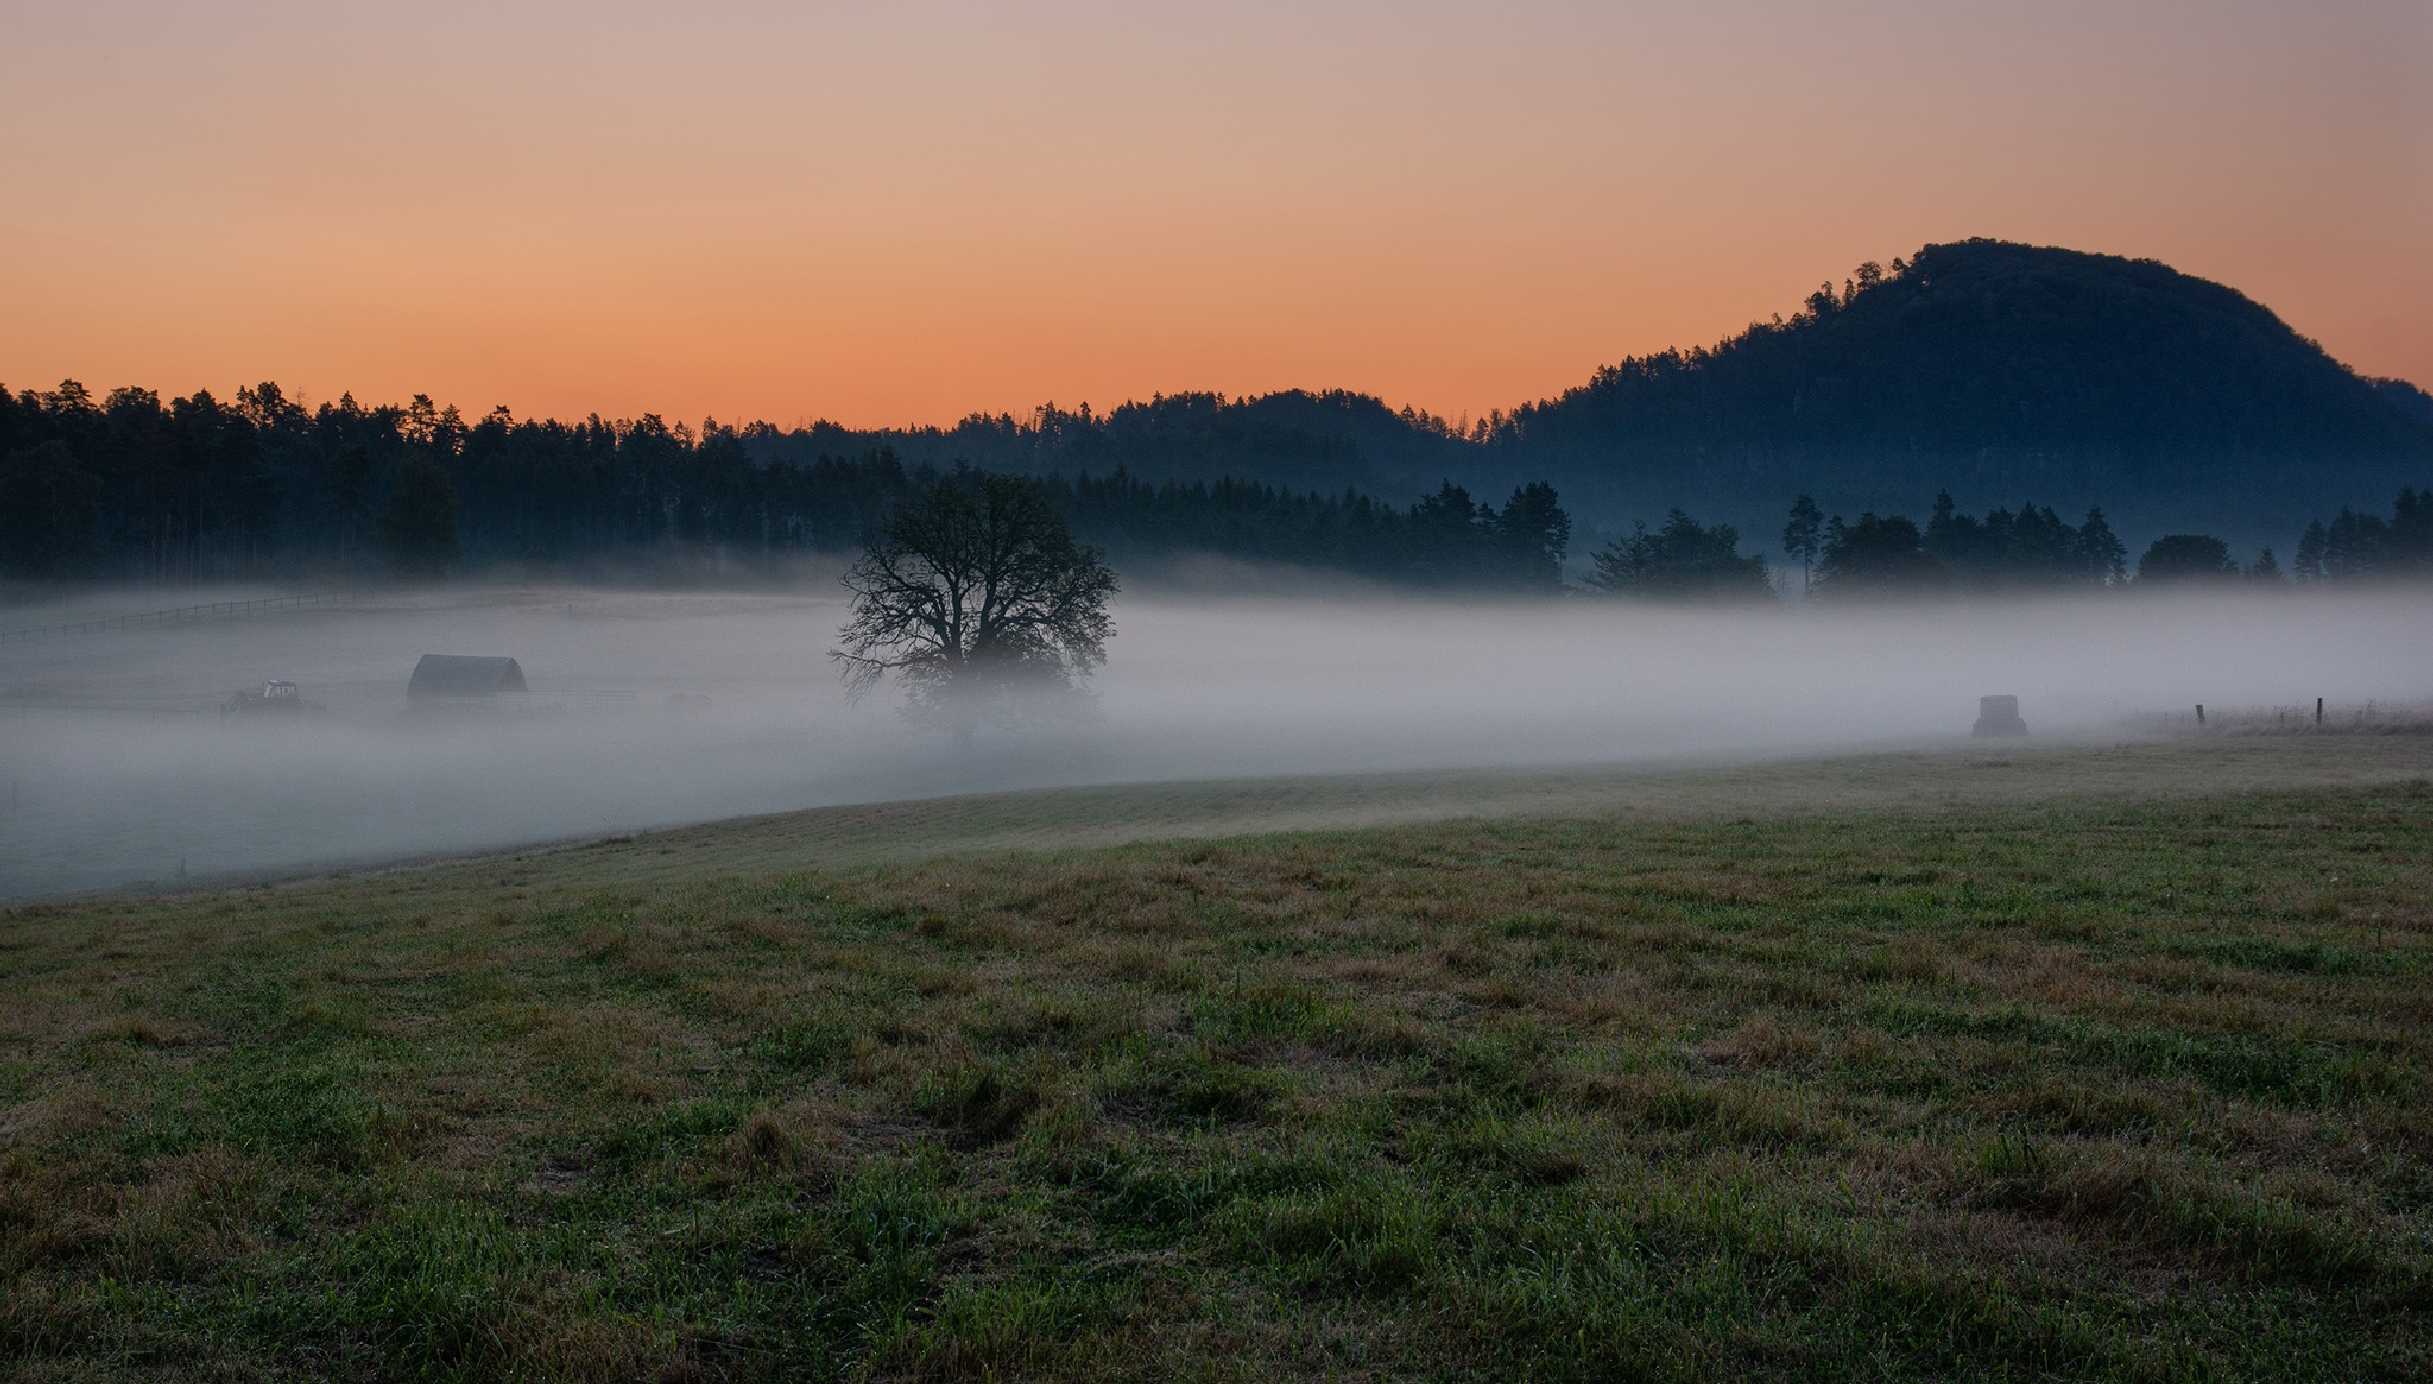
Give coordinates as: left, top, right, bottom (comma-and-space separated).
408, 654, 527, 698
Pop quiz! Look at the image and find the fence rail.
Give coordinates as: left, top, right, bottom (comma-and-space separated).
0, 593, 353, 645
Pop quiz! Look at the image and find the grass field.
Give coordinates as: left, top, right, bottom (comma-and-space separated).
4, 738, 2432, 1380
250, 733, 2433, 888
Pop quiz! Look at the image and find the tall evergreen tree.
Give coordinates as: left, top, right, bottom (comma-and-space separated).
2293, 520, 2329, 582
2077, 509, 2128, 586
1781, 494, 1823, 594
1489, 482, 1572, 592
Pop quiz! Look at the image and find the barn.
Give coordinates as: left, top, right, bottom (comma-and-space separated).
408, 654, 528, 701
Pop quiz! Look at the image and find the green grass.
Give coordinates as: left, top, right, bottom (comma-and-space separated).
4, 741, 2432, 1380
286, 733, 2431, 889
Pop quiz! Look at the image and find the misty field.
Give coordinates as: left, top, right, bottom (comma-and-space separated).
4, 739, 2431, 1381
8, 583, 2433, 898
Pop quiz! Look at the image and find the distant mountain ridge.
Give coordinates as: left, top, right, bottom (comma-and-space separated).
1477, 239, 2432, 546
7, 240, 2425, 581
1504, 239, 2426, 457
765, 239, 2428, 552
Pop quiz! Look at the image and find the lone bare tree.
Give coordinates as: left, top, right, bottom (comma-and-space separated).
832, 472, 1117, 739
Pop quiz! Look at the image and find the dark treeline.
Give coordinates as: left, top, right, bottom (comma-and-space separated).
1815, 494, 2130, 598
0, 381, 1566, 590
2293, 489, 2433, 583
9, 236, 2431, 593
753, 389, 1467, 495
1762, 488, 2429, 599
1066, 475, 1569, 591
1571, 494, 2131, 602
4, 375, 2423, 599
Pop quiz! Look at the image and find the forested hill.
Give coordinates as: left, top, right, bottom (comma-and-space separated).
1502, 239, 2430, 457
744, 239, 2431, 549
745, 389, 1469, 497
5, 239, 2428, 583
1476, 239, 2433, 545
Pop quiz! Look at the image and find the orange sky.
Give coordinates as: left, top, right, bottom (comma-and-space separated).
4, 0, 2427, 428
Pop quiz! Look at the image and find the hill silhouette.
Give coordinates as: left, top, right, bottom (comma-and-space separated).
737, 239, 2429, 552
7, 240, 2427, 583
1478, 238, 2432, 546
1506, 239, 2426, 456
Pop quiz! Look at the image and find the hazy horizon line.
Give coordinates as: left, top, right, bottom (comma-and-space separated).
14, 237, 2424, 439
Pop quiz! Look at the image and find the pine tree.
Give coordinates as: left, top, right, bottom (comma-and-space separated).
2077, 509, 2128, 586
1781, 494, 1823, 594
2294, 520, 2328, 582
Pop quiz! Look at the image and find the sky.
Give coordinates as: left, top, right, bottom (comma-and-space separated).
3, 0, 2427, 429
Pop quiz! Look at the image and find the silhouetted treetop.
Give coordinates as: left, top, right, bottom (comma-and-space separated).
2135, 534, 2240, 585
2290, 488, 2433, 583
1584, 510, 1771, 601
832, 471, 1117, 730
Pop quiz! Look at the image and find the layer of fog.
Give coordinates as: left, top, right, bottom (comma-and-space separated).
3, 582, 2426, 900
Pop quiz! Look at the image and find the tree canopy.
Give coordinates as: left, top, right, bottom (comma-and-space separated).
1815, 514, 1942, 597
832, 473, 1118, 731
1803, 495, 2134, 598
1585, 510, 1771, 601
2135, 534, 2240, 584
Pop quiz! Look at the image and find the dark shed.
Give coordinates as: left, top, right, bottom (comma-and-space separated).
1972, 694, 2027, 737
408, 655, 528, 700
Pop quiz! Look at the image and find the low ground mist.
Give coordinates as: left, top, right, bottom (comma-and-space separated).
2, 583, 2424, 898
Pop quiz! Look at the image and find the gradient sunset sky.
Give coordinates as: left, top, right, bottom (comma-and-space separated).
5, 0, 2427, 428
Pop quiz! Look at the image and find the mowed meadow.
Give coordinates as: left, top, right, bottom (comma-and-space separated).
4, 738, 2432, 1381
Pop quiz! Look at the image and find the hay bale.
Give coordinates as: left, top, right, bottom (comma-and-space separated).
1972, 694, 2028, 738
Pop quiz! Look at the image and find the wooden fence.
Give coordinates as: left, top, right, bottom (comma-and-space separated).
0, 593, 352, 645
